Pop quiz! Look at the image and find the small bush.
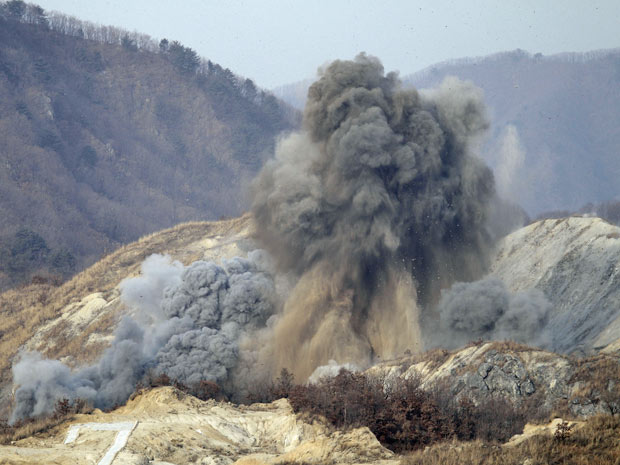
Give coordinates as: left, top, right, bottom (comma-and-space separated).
554, 420, 574, 442
53, 398, 71, 418
0, 397, 91, 445
402, 414, 620, 465
187, 380, 220, 401
134, 371, 223, 402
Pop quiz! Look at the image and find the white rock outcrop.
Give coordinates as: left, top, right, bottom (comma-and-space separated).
490, 217, 620, 352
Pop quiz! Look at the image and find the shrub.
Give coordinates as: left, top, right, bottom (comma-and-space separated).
187, 380, 220, 401
258, 369, 529, 453
134, 371, 223, 402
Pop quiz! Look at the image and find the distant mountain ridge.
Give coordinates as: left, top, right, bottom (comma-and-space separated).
271, 78, 313, 111
0, 2, 299, 289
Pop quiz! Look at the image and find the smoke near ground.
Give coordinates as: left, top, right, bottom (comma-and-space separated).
434, 277, 552, 349
10, 252, 276, 423
308, 360, 361, 384
11, 54, 551, 422
251, 53, 496, 380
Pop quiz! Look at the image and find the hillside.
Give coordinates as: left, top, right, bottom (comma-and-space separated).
404, 49, 620, 216
489, 216, 620, 353
1, 215, 620, 462
271, 78, 313, 111
0, 2, 298, 290
2, 214, 620, 417
0, 214, 253, 417
0, 352, 618, 464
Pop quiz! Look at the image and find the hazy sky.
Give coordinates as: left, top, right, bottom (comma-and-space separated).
34, 0, 620, 89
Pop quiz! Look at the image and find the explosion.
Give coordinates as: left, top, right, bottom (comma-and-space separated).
251, 53, 495, 379
11, 54, 528, 422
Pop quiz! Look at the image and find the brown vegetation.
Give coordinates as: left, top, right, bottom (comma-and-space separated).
132, 372, 223, 403
254, 369, 528, 453
559, 354, 620, 416
0, 396, 91, 445
535, 200, 620, 227
0, 1, 298, 290
401, 414, 620, 465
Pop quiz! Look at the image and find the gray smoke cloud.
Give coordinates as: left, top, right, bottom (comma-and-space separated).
251, 54, 497, 380
11, 54, 544, 422
10, 252, 276, 423
435, 277, 552, 349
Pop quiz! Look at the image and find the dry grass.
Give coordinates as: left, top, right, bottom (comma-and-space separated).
386, 347, 454, 375
485, 340, 539, 354
0, 215, 252, 392
555, 353, 620, 416
0, 398, 93, 445
49, 309, 118, 363
401, 414, 620, 465
0, 415, 70, 445
417, 348, 453, 371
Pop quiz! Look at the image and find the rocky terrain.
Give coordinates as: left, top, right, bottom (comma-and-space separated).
5, 215, 617, 388
0, 346, 616, 464
369, 341, 619, 419
490, 216, 620, 353
1, 214, 619, 462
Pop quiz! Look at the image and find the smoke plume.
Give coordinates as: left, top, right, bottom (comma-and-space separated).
251, 54, 496, 380
434, 277, 552, 349
10, 252, 276, 423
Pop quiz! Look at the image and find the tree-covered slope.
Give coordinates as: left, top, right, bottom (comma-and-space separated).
0, 1, 299, 289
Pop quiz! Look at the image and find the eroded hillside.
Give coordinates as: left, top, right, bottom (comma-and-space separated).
2, 215, 620, 418
0, 215, 253, 418
490, 216, 620, 352
1, 215, 620, 462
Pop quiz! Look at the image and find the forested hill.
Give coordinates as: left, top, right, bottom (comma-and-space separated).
0, 1, 299, 290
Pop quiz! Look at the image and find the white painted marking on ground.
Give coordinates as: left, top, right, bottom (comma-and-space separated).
64, 425, 80, 444
98, 428, 134, 465
63, 421, 138, 465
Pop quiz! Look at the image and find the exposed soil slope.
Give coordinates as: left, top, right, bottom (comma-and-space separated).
490, 216, 620, 353
0, 386, 396, 465
0, 215, 253, 417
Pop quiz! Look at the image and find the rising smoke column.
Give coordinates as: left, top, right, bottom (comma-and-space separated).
251, 54, 496, 380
